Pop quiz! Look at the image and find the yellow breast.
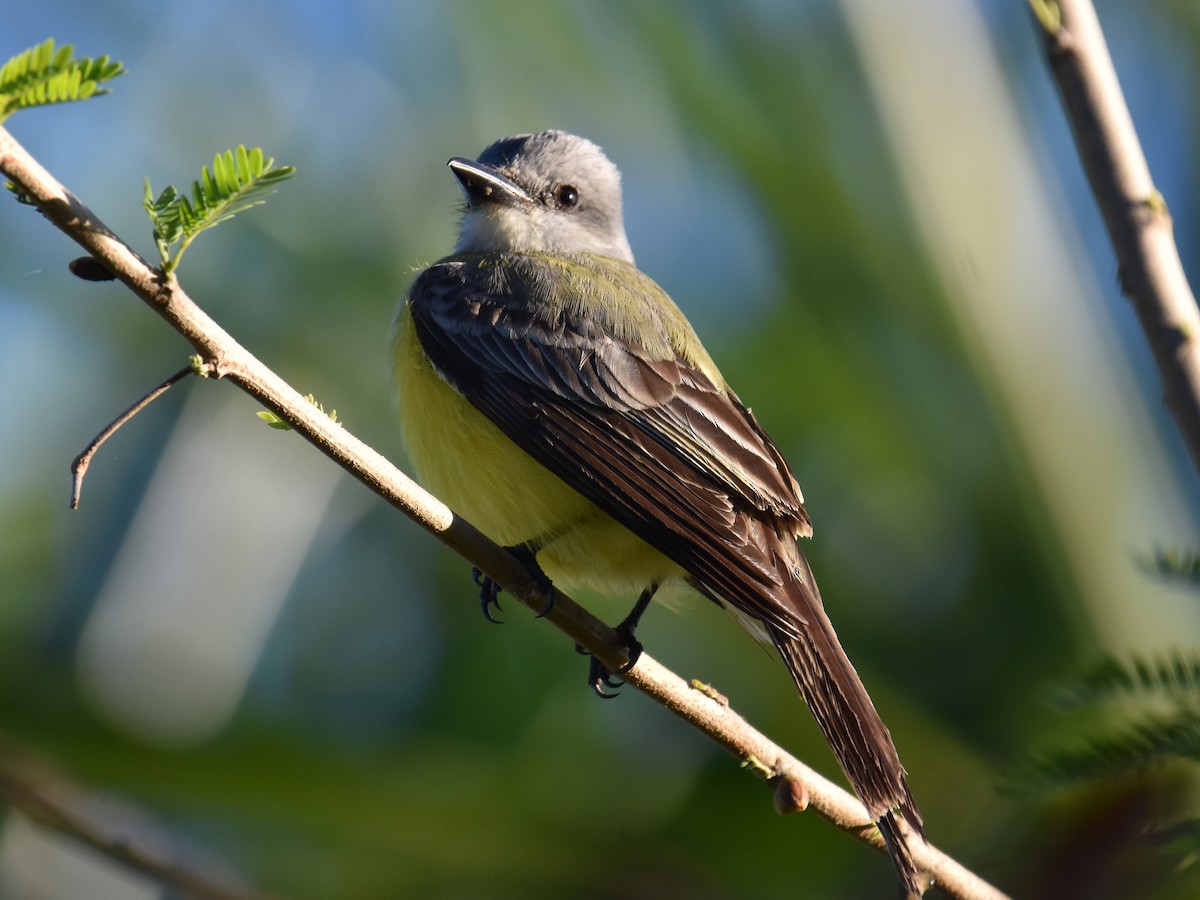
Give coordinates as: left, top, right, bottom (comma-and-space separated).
392, 303, 681, 597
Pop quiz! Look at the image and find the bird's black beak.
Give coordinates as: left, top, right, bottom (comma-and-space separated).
448, 157, 532, 209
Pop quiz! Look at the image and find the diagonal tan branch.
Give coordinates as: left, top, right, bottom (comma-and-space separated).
1032, 0, 1200, 481
0, 123, 1008, 900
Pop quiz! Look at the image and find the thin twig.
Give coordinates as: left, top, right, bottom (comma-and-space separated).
70, 364, 194, 508
1032, 0, 1200, 481
0, 743, 273, 900
0, 124, 1009, 900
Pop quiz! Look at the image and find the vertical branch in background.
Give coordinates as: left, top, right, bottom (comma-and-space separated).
1032, 0, 1200, 480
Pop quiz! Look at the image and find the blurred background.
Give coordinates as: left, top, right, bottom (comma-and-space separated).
3, 1, 1200, 897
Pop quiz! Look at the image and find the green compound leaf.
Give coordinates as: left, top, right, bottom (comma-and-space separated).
0, 38, 125, 124
1140, 546, 1200, 589
1016, 711, 1200, 793
1049, 652, 1200, 711
144, 146, 295, 275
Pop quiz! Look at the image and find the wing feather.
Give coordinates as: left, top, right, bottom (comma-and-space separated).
410, 253, 811, 633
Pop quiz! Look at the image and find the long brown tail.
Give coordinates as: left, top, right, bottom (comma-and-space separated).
766, 542, 924, 896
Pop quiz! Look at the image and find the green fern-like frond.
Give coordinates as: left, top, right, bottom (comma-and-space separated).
1140, 546, 1200, 589
0, 38, 125, 124
1148, 816, 1200, 871
1016, 711, 1200, 793
144, 146, 295, 275
1050, 652, 1200, 710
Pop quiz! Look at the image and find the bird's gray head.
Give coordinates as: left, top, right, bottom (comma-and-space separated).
449, 130, 634, 264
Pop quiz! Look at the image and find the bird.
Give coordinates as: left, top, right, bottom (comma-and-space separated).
392, 129, 924, 895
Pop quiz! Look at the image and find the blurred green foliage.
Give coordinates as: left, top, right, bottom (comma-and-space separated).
2, 2, 1200, 898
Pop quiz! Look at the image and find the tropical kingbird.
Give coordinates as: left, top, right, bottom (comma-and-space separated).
393, 130, 924, 895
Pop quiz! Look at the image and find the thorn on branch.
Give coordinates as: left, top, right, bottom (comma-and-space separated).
70, 365, 194, 508
773, 774, 810, 815
68, 255, 115, 281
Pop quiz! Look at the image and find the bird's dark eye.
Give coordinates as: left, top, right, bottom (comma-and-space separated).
554, 184, 579, 209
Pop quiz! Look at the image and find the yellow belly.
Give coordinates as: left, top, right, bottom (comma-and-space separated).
392, 304, 681, 597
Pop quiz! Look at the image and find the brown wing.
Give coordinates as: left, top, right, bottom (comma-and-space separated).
409, 254, 811, 637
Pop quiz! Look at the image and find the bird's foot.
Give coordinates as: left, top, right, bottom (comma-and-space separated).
578, 584, 656, 698
472, 567, 504, 623
472, 544, 554, 624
